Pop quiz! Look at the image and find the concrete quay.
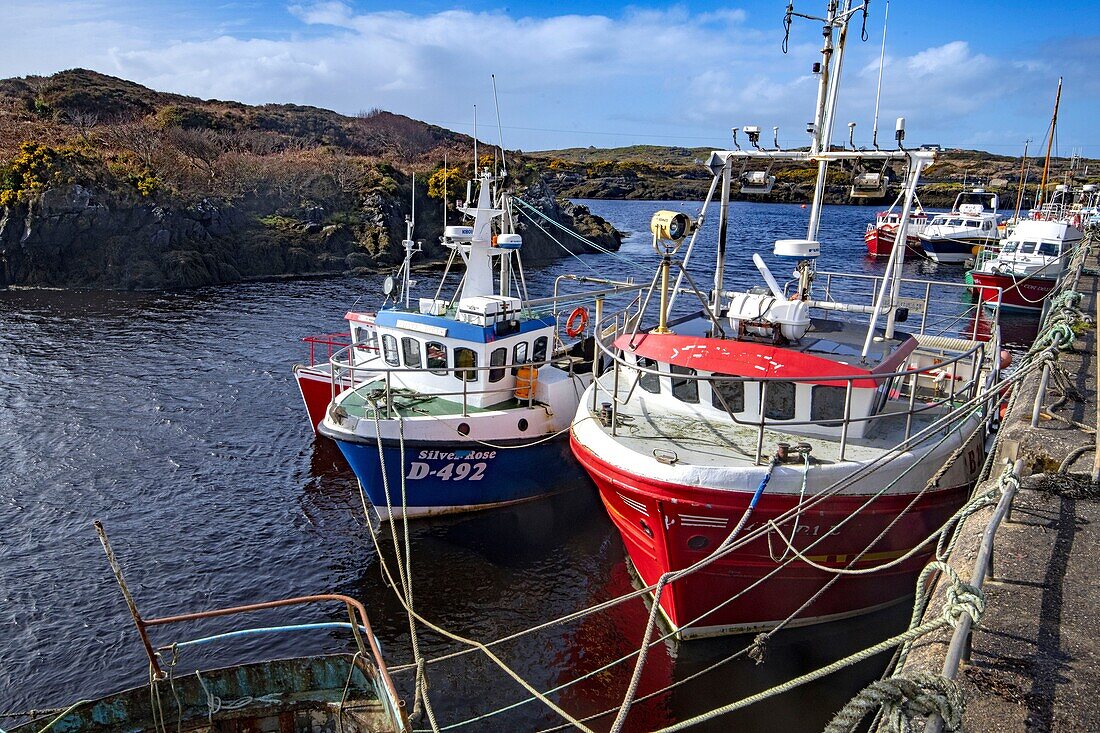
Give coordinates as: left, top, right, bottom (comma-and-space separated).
889, 247, 1099, 731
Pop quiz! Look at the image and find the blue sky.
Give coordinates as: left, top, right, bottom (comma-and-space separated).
5, 1, 1099, 155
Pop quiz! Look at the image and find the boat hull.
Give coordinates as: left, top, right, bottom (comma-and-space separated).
294, 364, 350, 434
865, 227, 923, 259
970, 271, 1055, 312
327, 431, 589, 519
571, 433, 974, 639
918, 237, 984, 264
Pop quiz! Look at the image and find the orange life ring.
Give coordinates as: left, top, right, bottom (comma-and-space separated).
566, 307, 589, 337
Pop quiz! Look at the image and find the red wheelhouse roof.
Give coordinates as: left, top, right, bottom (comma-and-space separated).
616, 331, 917, 389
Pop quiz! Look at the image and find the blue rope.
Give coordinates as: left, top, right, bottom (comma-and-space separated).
173, 622, 370, 648
749, 457, 780, 510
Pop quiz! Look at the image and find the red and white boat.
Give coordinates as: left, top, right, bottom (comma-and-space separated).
295, 178, 418, 434
864, 206, 928, 258
294, 314, 377, 433
569, 4, 1003, 640
970, 218, 1083, 311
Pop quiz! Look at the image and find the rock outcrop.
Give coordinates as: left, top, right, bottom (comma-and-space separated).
0, 177, 621, 290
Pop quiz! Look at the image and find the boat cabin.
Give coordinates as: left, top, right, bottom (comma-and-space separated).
358, 297, 558, 410
618, 316, 917, 440
980, 219, 1083, 277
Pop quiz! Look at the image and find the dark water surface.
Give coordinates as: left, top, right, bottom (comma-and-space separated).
0, 200, 1035, 731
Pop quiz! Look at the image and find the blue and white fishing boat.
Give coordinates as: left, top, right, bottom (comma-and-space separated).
917, 188, 1000, 264
319, 167, 613, 519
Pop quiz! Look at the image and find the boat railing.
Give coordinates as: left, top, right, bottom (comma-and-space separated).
804, 270, 1003, 343
326, 344, 588, 420
303, 331, 383, 367
588, 305, 1001, 465
93, 521, 408, 731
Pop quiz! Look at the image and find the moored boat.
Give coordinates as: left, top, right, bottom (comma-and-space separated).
317, 166, 631, 519
917, 189, 1001, 264
569, 2, 1003, 640
7, 523, 409, 733
970, 218, 1083, 311
864, 204, 928, 258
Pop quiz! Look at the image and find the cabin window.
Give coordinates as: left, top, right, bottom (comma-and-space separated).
532, 336, 548, 364
670, 365, 698, 403
763, 381, 796, 421
1038, 241, 1058, 256
401, 337, 422, 369
811, 385, 848, 424
354, 326, 376, 351
1020, 242, 1036, 254
711, 375, 745, 413
382, 335, 400, 367
1002, 241, 1018, 253
426, 342, 448, 375
512, 341, 529, 375
489, 347, 507, 383
455, 348, 478, 382
637, 357, 660, 394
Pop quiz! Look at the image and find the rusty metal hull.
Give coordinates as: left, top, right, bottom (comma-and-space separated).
10, 654, 403, 733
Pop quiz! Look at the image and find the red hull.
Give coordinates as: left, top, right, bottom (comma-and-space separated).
294, 366, 345, 434
865, 227, 923, 259
571, 435, 971, 638
971, 271, 1055, 311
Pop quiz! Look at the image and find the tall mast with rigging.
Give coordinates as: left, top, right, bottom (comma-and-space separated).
1037, 76, 1062, 210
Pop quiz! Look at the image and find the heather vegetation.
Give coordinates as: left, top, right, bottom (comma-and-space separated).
0, 69, 617, 289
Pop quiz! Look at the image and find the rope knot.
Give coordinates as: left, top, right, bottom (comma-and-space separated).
825, 673, 964, 733
998, 466, 1021, 493
747, 632, 768, 665
942, 578, 984, 629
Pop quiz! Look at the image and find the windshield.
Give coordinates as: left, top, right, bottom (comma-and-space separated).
1038, 241, 1059, 256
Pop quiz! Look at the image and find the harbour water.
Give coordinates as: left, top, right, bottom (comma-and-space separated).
0, 200, 1038, 730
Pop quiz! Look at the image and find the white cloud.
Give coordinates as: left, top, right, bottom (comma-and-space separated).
1, 2, 1096, 154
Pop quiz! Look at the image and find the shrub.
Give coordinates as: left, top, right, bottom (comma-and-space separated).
0, 141, 77, 206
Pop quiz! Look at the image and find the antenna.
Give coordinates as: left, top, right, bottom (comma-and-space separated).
871, 0, 888, 149
443, 150, 448, 226
492, 74, 507, 178
473, 104, 478, 175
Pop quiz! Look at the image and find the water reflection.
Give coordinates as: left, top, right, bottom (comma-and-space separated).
2, 200, 1003, 730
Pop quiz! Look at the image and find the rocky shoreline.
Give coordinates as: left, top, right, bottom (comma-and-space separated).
0, 176, 619, 291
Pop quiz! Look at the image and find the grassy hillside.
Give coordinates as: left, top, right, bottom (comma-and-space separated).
0, 69, 617, 289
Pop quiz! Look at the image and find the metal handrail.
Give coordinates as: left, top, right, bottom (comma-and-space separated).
327, 343, 588, 420
587, 307, 996, 461
93, 522, 408, 730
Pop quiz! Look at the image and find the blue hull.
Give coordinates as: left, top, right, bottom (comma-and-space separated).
329, 435, 590, 518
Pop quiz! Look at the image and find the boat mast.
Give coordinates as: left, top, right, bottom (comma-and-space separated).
870, 1, 888, 149
1037, 76, 1062, 210
1013, 139, 1030, 221
806, 0, 849, 242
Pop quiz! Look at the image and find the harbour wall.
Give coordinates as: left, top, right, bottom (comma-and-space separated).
871, 230, 1099, 730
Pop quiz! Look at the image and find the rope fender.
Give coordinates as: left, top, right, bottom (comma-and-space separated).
823, 672, 964, 733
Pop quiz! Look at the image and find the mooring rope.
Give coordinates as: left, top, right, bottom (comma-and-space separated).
367, 401, 440, 732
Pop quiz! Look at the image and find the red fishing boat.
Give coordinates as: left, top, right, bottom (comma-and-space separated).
569, 3, 1003, 639
294, 314, 376, 433
969, 219, 1082, 311
864, 207, 927, 258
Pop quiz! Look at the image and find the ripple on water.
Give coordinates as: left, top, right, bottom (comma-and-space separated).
0, 201, 1024, 729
